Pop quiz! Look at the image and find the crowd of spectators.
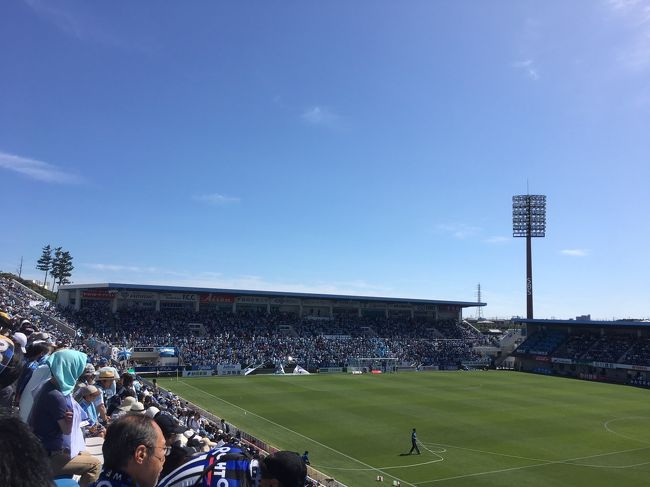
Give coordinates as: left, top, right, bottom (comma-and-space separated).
621, 337, 650, 366
515, 329, 650, 366
1, 278, 308, 486
59, 306, 486, 369
6, 273, 650, 485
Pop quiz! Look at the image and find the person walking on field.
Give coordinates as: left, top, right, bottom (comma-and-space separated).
409, 428, 421, 455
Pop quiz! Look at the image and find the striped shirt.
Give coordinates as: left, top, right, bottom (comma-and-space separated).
157, 446, 260, 487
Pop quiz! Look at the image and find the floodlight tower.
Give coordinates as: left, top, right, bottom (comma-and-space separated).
512, 194, 546, 319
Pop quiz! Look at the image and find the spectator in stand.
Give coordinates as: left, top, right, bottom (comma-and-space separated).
14, 340, 51, 405
112, 396, 137, 420
158, 446, 307, 487
118, 372, 137, 399
74, 363, 109, 424
0, 334, 24, 408
19, 345, 61, 422
78, 385, 105, 438
187, 410, 202, 434
0, 409, 55, 487
73, 363, 96, 399
12, 331, 28, 355
96, 368, 119, 417
89, 415, 167, 487
29, 349, 101, 486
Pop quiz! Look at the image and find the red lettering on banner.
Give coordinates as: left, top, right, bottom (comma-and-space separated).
82, 290, 114, 299
200, 294, 234, 303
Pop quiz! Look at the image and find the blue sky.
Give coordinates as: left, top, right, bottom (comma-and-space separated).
1, 0, 649, 320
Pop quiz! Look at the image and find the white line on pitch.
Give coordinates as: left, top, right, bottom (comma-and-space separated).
412, 445, 650, 485
176, 379, 416, 487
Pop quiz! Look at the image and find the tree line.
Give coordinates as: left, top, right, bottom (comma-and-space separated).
36, 244, 74, 291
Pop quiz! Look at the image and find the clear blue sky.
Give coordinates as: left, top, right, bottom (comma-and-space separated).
1, 1, 649, 320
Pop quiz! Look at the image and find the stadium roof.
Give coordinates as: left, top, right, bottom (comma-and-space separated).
515, 318, 650, 328
59, 282, 485, 308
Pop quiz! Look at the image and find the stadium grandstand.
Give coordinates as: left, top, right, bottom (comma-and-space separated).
1, 275, 494, 486
55, 282, 490, 374
5, 273, 650, 487
512, 318, 650, 386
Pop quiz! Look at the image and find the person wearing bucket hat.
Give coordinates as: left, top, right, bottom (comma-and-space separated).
97, 367, 119, 417
114, 395, 137, 419
129, 401, 146, 415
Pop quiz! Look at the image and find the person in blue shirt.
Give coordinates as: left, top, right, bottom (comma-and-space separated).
409, 428, 421, 455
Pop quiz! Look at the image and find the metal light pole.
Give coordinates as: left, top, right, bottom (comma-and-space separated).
513, 195, 546, 319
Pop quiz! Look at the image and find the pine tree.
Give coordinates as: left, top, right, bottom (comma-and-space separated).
50, 247, 63, 292
56, 250, 74, 288
36, 244, 53, 288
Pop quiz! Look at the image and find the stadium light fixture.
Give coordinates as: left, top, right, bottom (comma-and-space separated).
512, 194, 547, 319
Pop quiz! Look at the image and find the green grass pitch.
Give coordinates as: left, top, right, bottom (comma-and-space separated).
159, 371, 650, 486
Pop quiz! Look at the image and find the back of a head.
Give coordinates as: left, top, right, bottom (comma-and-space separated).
25, 341, 50, 362
262, 451, 307, 487
103, 414, 160, 471
157, 446, 253, 487
0, 409, 53, 487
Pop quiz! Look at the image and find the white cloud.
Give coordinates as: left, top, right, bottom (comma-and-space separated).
83, 263, 189, 278
85, 263, 156, 273
485, 236, 509, 244
512, 59, 540, 80
436, 223, 482, 240
23, 0, 152, 53
192, 193, 240, 205
301, 106, 340, 127
560, 249, 590, 257
605, 0, 650, 71
607, 0, 646, 13
78, 264, 391, 297
0, 151, 84, 184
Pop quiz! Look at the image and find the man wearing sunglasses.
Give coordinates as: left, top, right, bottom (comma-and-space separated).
88, 415, 167, 487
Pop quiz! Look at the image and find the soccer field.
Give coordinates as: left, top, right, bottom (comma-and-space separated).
159, 371, 650, 486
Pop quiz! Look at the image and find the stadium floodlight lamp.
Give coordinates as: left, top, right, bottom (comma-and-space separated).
512, 195, 546, 237
512, 194, 547, 319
